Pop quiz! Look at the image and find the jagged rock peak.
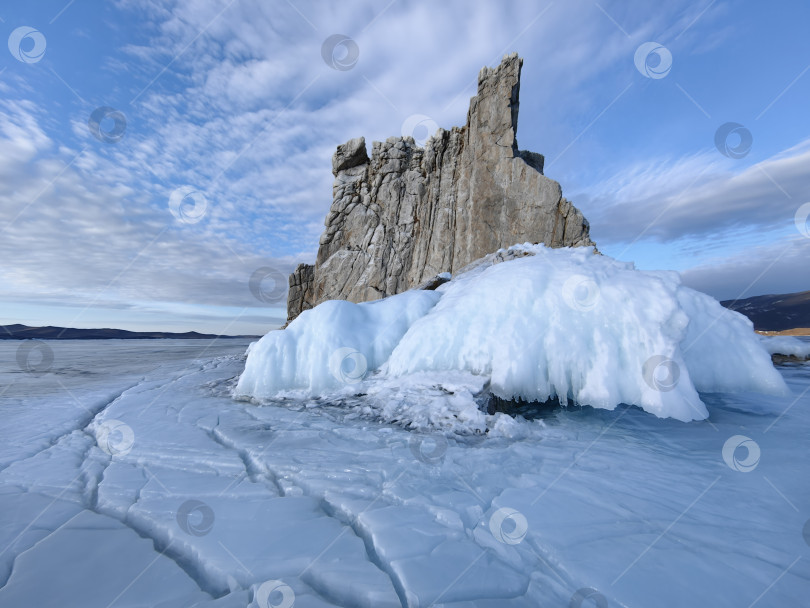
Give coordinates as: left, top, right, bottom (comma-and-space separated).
469, 52, 522, 154
285, 53, 595, 324
332, 137, 368, 175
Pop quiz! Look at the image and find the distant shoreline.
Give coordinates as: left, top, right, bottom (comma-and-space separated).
1, 324, 262, 341
756, 328, 810, 337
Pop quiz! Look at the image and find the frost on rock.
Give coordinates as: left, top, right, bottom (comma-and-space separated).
236, 245, 789, 424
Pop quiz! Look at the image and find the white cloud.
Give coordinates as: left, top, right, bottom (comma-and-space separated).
10, 0, 777, 332
97, 0, 702, 260
0, 102, 303, 333
581, 139, 810, 245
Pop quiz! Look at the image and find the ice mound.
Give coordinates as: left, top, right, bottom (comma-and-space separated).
759, 335, 810, 359
236, 245, 789, 424
236, 290, 441, 397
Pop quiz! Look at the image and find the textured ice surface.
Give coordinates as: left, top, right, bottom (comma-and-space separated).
1, 339, 808, 607
238, 245, 787, 422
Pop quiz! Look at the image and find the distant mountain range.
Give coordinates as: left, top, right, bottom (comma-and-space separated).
721, 290, 810, 331
0, 324, 259, 340
4, 289, 807, 339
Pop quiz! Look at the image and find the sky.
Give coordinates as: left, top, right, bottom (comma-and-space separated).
0, 0, 808, 335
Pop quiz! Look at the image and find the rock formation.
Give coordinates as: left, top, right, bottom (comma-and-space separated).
286, 53, 595, 322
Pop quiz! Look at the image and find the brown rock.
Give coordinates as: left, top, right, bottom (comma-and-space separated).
286, 53, 595, 323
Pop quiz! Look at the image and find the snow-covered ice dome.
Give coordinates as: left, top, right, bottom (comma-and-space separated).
236, 245, 788, 424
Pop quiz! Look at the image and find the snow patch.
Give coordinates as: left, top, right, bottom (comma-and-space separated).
759, 335, 810, 359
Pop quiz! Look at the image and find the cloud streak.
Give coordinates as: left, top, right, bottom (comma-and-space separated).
582, 139, 810, 245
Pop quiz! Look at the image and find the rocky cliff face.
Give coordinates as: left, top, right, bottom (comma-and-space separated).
286, 53, 595, 322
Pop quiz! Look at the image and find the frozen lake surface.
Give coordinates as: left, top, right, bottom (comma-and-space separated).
1, 339, 808, 607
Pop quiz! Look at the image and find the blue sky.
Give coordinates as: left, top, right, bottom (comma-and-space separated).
1, 0, 808, 334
